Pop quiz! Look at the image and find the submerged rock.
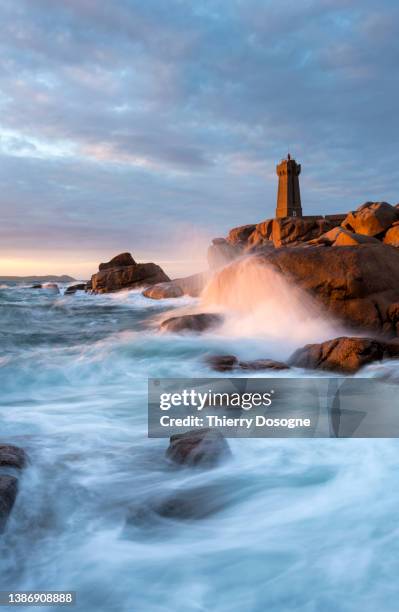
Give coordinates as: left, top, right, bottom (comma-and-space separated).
0, 475, 18, 532
64, 283, 86, 295
239, 358, 289, 371
0, 444, 27, 469
289, 336, 399, 373
342, 201, 398, 237
31, 283, 42, 289
160, 313, 222, 333
166, 428, 231, 467
142, 282, 183, 299
91, 252, 170, 293
205, 354, 289, 372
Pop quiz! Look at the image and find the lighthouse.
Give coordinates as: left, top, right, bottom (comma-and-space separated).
275, 154, 302, 218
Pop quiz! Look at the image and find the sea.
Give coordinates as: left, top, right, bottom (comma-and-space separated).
1, 268, 399, 612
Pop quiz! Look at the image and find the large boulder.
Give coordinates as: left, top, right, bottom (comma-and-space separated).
310, 226, 380, 247
289, 336, 399, 373
99, 252, 136, 271
271, 216, 337, 247
91, 252, 170, 294
207, 239, 242, 269
0, 475, 18, 532
226, 224, 256, 245
342, 202, 398, 237
383, 223, 399, 247
210, 244, 399, 333
166, 428, 231, 467
142, 282, 183, 299
160, 313, 222, 334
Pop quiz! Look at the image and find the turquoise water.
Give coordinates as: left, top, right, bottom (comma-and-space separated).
1, 284, 399, 612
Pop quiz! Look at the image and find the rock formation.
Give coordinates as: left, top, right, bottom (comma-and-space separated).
90, 252, 170, 294
210, 243, 399, 333
289, 336, 399, 373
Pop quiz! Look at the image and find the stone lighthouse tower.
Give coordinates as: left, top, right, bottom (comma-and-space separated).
275, 154, 302, 218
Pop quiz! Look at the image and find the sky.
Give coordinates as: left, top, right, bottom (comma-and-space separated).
0, 0, 399, 277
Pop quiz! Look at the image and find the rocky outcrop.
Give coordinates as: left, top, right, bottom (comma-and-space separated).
142, 282, 183, 299
207, 239, 242, 269
289, 336, 399, 373
342, 202, 398, 237
212, 244, 399, 333
0, 476, 18, 532
161, 313, 222, 334
205, 354, 289, 372
166, 428, 231, 467
0, 444, 27, 469
90, 252, 170, 293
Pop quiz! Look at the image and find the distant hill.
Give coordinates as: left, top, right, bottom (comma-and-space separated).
0, 275, 76, 283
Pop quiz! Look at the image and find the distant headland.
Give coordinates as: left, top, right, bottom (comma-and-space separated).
0, 275, 76, 283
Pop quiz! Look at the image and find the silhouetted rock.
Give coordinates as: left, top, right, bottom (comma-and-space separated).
99, 252, 136, 271
0, 475, 18, 532
342, 202, 398, 237
289, 336, 399, 373
31, 283, 42, 289
0, 444, 27, 469
142, 282, 183, 299
161, 313, 222, 333
383, 223, 399, 247
91, 255, 170, 293
215, 244, 399, 333
64, 283, 86, 295
166, 428, 231, 467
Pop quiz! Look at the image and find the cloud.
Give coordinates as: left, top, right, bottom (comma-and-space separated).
0, 0, 398, 274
